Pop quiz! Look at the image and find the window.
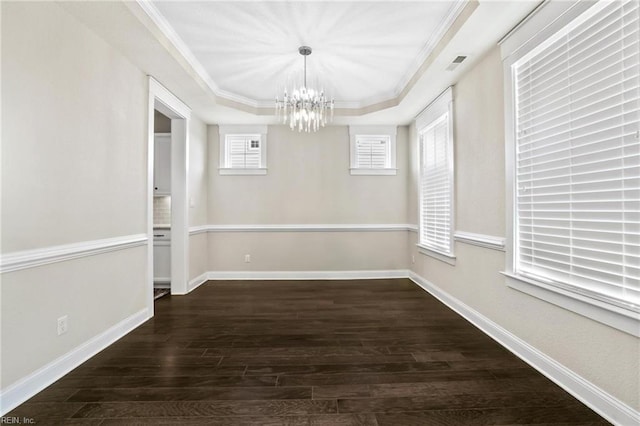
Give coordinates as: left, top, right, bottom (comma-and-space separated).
226, 135, 261, 168
355, 136, 390, 169
218, 125, 267, 175
349, 126, 397, 175
503, 0, 639, 335
416, 88, 455, 263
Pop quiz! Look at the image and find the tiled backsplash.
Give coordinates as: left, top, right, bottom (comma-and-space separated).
154, 196, 171, 225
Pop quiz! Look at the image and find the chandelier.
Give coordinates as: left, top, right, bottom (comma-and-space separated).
275, 46, 334, 132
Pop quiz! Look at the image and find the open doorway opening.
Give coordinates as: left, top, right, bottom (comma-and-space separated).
147, 77, 191, 317
152, 110, 172, 300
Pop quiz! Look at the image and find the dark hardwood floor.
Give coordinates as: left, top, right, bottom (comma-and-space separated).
8, 279, 609, 425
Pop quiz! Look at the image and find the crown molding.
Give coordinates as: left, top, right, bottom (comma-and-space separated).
394, 0, 468, 96
135, 0, 260, 109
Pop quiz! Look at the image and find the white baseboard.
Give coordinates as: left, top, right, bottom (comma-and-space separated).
153, 283, 171, 289
408, 271, 639, 426
0, 308, 150, 416
206, 269, 410, 281
189, 224, 416, 234
188, 272, 209, 292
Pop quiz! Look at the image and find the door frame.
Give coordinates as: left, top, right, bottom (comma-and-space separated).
147, 77, 191, 316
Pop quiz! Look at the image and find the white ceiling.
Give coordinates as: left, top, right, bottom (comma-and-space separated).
60, 0, 542, 125
150, 1, 463, 108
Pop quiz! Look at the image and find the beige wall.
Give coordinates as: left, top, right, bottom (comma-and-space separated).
206, 124, 409, 271
451, 53, 505, 237
189, 233, 208, 280
1, 248, 147, 388
209, 232, 408, 272
188, 116, 208, 280
208, 125, 408, 224
1, 3, 147, 253
408, 47, 639, 410
189, 117, 208, 227
1, 2, 148, 388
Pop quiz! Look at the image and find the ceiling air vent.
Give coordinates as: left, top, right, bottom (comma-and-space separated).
446, 55, 467, 71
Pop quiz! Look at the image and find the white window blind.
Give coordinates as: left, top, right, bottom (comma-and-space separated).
355, 136, 389, 169
225, 135, 261, 169
513, 0, 640, 308
420, 113, 453, 255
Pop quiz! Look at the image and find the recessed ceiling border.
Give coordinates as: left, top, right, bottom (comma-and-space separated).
132, 0, 477, 117
393, 0, 467, 97
135, 0, 260, 109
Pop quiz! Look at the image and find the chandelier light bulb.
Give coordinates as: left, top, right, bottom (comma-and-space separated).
275, 46, 335, 133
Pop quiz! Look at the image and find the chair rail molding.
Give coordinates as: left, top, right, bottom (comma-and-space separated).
454, 230, 505, 251
0, 234, 148, 274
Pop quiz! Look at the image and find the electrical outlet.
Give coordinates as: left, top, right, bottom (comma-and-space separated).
244, 254, 251, 263
412, 255, 416, 264
57, 315, 68, 336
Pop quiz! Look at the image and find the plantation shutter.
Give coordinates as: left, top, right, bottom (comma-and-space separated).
226, 136, 261, 169
356, 137, 388, 168
420, 113, 452, 254
514, 0, 640, 306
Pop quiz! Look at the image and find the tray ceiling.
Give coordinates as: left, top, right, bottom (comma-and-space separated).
60, 0, 541, 124
149, 1, 465, 108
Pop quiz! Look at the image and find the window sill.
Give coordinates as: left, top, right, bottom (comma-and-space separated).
502, 272, 639, 337
219, 168, 267, 176
416, 244, 456, 265
350, 168, 397, 176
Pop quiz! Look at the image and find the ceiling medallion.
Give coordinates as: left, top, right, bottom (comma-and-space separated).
275, 46, 334, 132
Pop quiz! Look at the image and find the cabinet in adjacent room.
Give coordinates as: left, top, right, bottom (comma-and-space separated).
153, 229, 171, 285
154, 133, 171, 195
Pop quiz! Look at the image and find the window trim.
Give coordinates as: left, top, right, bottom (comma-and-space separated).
349, 125, 397, 175
218, 125, 268, 175
415, 87, 455, 261
417, 243, 457, 266
501, 0, 639, 336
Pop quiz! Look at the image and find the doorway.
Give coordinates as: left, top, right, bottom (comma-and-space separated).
147, 77, 191, 317
152, 110, 171, 300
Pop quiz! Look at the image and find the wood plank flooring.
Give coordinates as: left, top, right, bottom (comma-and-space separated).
7, 279, 609, 425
